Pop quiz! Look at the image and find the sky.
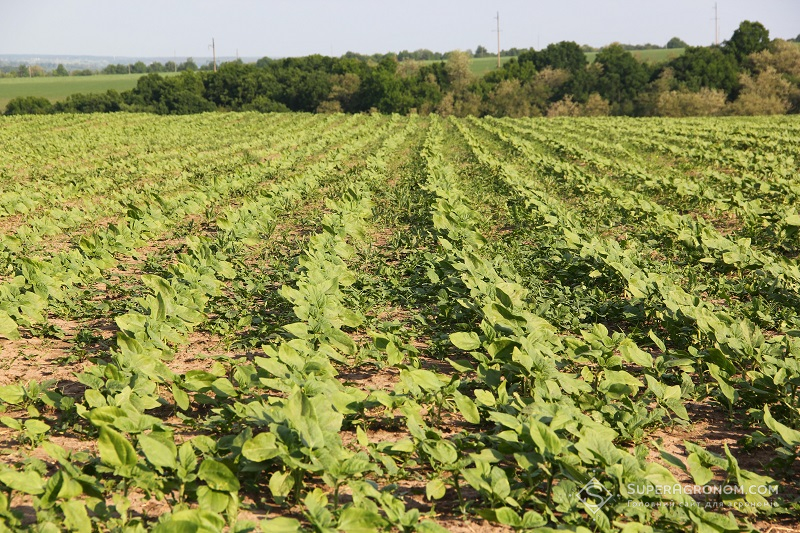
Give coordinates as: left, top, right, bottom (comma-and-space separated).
2, 0, 798, 60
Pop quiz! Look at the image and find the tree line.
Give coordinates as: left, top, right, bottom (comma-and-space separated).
5, 21, 799, 118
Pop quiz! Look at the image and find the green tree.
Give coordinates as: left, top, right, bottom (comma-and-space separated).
54, 90, 124, 113
178, 58, 198, 72
656, 87, 727, 117
594, 44, 649, 113
729, 67, 793, 115
562, 62, 603, 103
667, 46, 739, 94
724, 20, 770, 64
324, 72, 361, 112
666, 37, 688, 49
275, 67, 332, 111
54, 64, 69, 76
522, 41, 587, 74
751, 39, 800, 79
484, 79, 531, 117
158, 71, 214, 114
444, 50, 474, 93
242, 95, 289, 113
484, 57, 537, 84
475, 45, 490, 58
129, 73, 167, 110
355, 55, 413, 113
103, 64, 127, 74
4, 96, 53, 115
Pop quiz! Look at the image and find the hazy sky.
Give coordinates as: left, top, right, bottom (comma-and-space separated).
3, 0, 798, 59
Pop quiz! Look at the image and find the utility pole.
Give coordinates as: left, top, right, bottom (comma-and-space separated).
494, 11, 501, 68
209, 38, 217, 72
714, 3, 719, 45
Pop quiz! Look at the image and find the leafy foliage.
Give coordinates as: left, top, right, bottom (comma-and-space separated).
0, 112, 797, 532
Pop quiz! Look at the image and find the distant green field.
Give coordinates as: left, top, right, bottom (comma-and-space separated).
468, 56, 514, 75
0, 74, 156, 112
585, 47, 684, 64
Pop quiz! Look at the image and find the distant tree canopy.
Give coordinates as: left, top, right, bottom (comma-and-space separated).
178, 58, 198, 72
474, 45, 488, 58
5, 96, 53, 115
667, 46, 739, 93
594, 44, 650, 113
724, 20, 770, 63
518, 41, 587, 74
54, 90, 124, 113
6, 19, 799, 119
666, 37, 688, 49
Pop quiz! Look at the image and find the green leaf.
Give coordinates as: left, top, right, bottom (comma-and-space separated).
139, 434, 177, 470
426, 478, 446, 500
197, 485, 230, 513
450, 331, 481, 351
304, 488, 332, 529
98, 426, 137, 467
406, 369, 443, 392
529, 419, 562, 456
269, 471, 294, 505
0, 310, 20, 340
84, 389, 107, 408
763, 405, 800, 447
198, 459, 240, 492
61, 500, 91, 533
260, 517, 301, 533
0, 416, 21, 431
473, 389, 496, 407
283, 322, 309, 339
707, 363, 737, 405
494, 507, 521, 527
242, 433, 279, 463
24, 419, 49, 435
172, 384, 190, 411
87, 405, 126, 428
785, 214, 800, 227
210, 378, 237, 398
489, 466, 510, 499
0, 469, 45, 494
686, 453, 714, 486
152, 510, 226, 533
619, 339, 653, 368
286, 391, 325, 450
416, 521, 451, 533
453, 391, 480, 424
520, 510, 547, 529
337, 507, 387, 532
0, 385, 24, 405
